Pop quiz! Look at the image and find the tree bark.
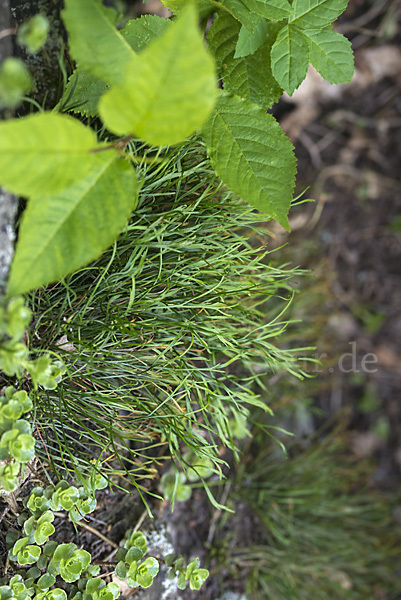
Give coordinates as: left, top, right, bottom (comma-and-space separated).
0, 0, 18, 298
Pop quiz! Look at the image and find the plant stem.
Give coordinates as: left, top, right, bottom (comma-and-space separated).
53, 511, 119, 549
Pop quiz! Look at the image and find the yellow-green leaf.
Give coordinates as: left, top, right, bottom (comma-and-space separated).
7, 154, 137, 297
99, 5, 217, 146
0, 113, 98, 198
62, 0, 136, 85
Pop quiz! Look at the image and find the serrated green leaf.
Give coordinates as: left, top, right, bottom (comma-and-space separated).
208, 12, 282, 109
221, 0, 261, 32
60, 69, 109, 117
202, 92, 296, 230
289, 0, 349, 29
99, 5, 217, 145
59, 15, 170, 118
62, 0, 136, 85
242, 0, 292, 21
234, 18, 268, 58
7, 154, 137, 297
270, 24, 309, 95
0, 113, 98, 198
160, 0, 215, 18
303, 27, 354, 83
120, 14, 171, 52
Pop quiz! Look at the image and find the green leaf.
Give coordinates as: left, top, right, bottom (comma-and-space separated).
160, 0, 215, 18
0, 113, 98, 199
208, 12, 282, 109
0, 463, 20, 492
62, 0, 136, 85
99, 5, 217, 145
127, 531, 147, 554
202, 92, 296, 230
177, 570, 187, 590
189, 568, 209, 590
18, 544, 41, 565
3, 299, 32, 341
120, 14, 171, 52
17, 14, 49, 54
185, 558, 200, 577
126, 547, 143, 564
129, 557, 159, 588
142, 557, 159, 578
0, 57, 32, 110
234, 18, 268, 58
85, 578, 103, 594
8, 153, 137, 297
303, 27, 354, 83
60, 69, 109, 117
160, 471, 192, 502
115, 561, 127, 580
9, 433, 35, 462
59, 549, 91, 583
242, 0, 292, 21
270, 24, 309, 95
45, 590, 67, 600
37, 574, 56, 590
59, 16, 170, 118
289, 0, 349, 28
222, 0, 261, 32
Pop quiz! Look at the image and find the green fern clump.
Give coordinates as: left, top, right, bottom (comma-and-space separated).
27, 141, 307, 495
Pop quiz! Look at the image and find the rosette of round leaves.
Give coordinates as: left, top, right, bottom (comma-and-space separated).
23, 510, 55, 545
35, 589, 67, 600
84, 471, 108, 495
68, 495, 97, 523
68, 471, 108, 521
159, 471, 191, 502
69, 564, 101, 600
0, 340, 28, 377
50, 480, 80, 512
126, 557, 159, 589
0, 419, 35, 462
165, 554, 209, 591
1, 574, 30, 600
125, 531, 147, 554
0, 462, 20, 492
25, 486, 52, 517
84, 578, 120, 600
10, 537, 41, 566
0, 298, 31, 376
0, 388, 33, 429
115, 531, 149, 581
0, 298, 31, 342
183, 451, 214, 482
186, 558, 209, 591
48, 543, 91, 583
26, 356, 66, 390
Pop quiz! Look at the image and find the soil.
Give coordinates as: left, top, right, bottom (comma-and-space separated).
1, 0, 401, 598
